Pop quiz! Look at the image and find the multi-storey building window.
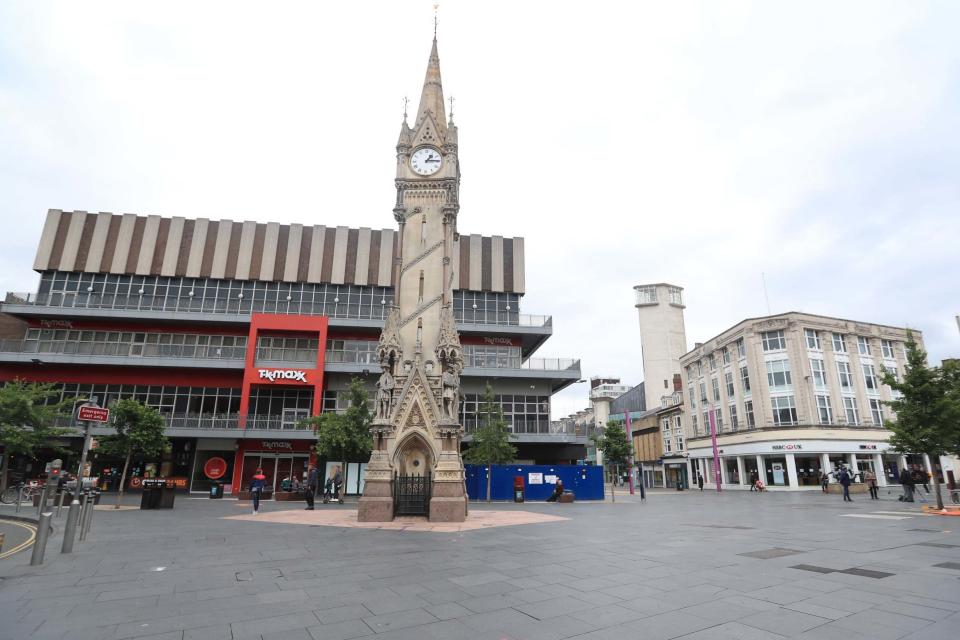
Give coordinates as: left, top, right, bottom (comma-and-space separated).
702, 411, 710, 433
697, 361, 703, 376
725, 371, 735, 397
712, 377, 720, 402
674, 415, 684, 451
691, 413, 699, 436
869, 398, 884, 426
766, 359, 793, 389
21, 328, 248, 359
843, 397, 860, 425
463, 344, 522, 368
744, 400, 755, 428
736, 338, 745, 359
460, 393, 550, 434
662, 418, 672, 453
832, 333, 847, 353
635, 286, 657, 305
729, 404, 738, 430
762, 330, 786, 352
51, 383, 242, 416
810, 358, 827, 388
667, 287, 683, 305
887, 366, 903, 398
708, 355, 716, 371
454, 292, 522, 325
722, 347, 730, 365
857, 336, 871, 356
688, 383, 697, 409
805, 329, 821, 350
836, 361, 854, 390
881, 339, 895, 359
257, 336, 320, 363
816, 395, 833, 424
715, 407, 724, 432
740, 365, 751, 394
699, 381, 708, 404
326, 339, 378, 364
771, 396, 798, 426
862, 363, 879, 392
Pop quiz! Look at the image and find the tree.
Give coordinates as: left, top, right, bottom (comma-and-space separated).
303, 378, 373, 500
0, 380, 73, 492
881, 332, 960, 510
99, 399, 169, 509
463, 383, 516, 502
591, 420, 633, 503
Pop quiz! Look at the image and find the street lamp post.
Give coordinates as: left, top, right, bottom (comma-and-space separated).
62, 396, 98, 553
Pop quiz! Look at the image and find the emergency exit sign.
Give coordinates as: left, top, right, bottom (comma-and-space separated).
78, 406, 110, 423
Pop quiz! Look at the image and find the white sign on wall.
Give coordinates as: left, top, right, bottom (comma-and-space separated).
544, 475, 558, 484
258, 369, 308, 383
528, 472, 543, 485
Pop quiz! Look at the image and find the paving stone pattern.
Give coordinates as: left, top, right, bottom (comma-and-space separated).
2, 490, 959, 639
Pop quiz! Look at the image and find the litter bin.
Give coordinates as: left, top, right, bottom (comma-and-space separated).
513, 476, 525, 503
140, 478, 175, 509
209, 481, 224, 499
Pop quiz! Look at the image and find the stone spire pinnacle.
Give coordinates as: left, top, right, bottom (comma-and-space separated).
415, 37, 447, 134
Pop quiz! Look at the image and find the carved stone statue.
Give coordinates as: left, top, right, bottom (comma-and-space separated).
441, 367, 460, 419
376, 369, 395, 420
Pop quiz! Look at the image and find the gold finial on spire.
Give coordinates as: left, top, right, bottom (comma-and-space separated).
433, 4, 439, 38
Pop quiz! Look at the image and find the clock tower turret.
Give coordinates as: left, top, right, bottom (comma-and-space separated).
359, 35, 467, 523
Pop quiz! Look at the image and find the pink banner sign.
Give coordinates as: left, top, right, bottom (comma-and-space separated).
708, 407, 722, 492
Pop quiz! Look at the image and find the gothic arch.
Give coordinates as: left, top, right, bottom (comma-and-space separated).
393, 430, 436, 477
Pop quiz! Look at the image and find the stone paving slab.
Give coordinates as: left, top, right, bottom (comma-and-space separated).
1, 491, 956, 640
223, 508, 568, 531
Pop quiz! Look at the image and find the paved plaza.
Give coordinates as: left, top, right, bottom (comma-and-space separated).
1, 489, 959, 640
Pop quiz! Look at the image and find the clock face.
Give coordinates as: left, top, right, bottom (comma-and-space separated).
410, 147, 442, 175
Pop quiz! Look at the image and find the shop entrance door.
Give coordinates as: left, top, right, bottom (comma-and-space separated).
241, 455, 278, 494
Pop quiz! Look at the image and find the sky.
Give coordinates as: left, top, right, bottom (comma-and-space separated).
1, 1, 958, 420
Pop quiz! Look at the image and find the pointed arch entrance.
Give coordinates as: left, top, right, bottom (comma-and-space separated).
393, 433, 434, 516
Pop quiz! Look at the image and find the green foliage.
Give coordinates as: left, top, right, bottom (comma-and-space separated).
99, 399, 169, 459
0, 380, 73, 458
463, 383, 516, 465
305, 378, 373, 462
881, 332, 960, 458
591, 420, 633, 468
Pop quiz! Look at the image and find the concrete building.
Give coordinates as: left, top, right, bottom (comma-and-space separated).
634, 283, 688, 412
680, 312, 949, 491
0, 36, 582, 497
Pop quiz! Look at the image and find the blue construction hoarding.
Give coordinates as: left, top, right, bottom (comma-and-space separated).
464, 464, 604, 501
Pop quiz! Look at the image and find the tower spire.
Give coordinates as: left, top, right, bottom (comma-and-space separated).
415, 30, 446, 133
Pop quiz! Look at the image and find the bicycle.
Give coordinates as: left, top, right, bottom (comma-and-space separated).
0, 483, 42, 505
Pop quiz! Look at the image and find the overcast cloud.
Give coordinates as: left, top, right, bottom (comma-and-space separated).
1, 1, 958, 419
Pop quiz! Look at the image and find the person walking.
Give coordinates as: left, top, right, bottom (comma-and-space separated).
697, 473, 704, 491
839, 466, 853, 502
820, 471, 830, 493
899, 467, 914, 502
304, 464, 318, 510
749, 470, 759, 492
250, 468, 266, 515
864, 469, 878, 500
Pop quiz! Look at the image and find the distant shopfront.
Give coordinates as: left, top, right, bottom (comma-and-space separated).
688, 439, 902, 490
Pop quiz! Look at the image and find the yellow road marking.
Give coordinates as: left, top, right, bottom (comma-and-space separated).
0, 518, 37, 559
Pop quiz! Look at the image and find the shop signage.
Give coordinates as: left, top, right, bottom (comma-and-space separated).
482, 337, 515, 346
203, 457, 228, 480
40, 319, 74, 329
858, 444, 878, 450
78, 406, 110, 422
772, 444, 803, 451
260, 441, 294, 451
133, 476, 187, 489
258, 369, 308, 383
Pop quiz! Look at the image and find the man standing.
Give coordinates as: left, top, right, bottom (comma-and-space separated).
697, 473, 704, 491
304, 464, 318, 510
839, 466, 853, 502
900, 467, 914, 502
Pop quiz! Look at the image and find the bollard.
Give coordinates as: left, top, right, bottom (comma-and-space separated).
56, 490, 66, 517
15, 484, 23, 514
81, 494, 95, 539
78, 493, 90, 542
61, 498, 81, 553
36, 484, 51, 517
30, 512, 53, 566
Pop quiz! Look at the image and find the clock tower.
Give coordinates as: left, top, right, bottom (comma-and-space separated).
358, 35, 467, 523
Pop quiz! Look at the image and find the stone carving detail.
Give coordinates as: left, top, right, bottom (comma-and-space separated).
377, 307, 403, 370
375, 368, 395, 420
441, 368, 460, 420
436, 305, 463, 421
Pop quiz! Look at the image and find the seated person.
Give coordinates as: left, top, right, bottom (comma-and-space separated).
546, 479, 565, 502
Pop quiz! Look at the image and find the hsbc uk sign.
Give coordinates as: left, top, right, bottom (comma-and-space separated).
258, 369, 308, 383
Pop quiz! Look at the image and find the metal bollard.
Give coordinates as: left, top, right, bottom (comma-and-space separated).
56, 490, 66, 517
61, 498, 81, 554
81, 494, 95, 538
15, 484, 23, 514
78, 494, 90, 542
30, 512, 53, 566
36, 484, 51, 517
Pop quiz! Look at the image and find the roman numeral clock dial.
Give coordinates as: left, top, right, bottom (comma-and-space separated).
410, 147, 442, 175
